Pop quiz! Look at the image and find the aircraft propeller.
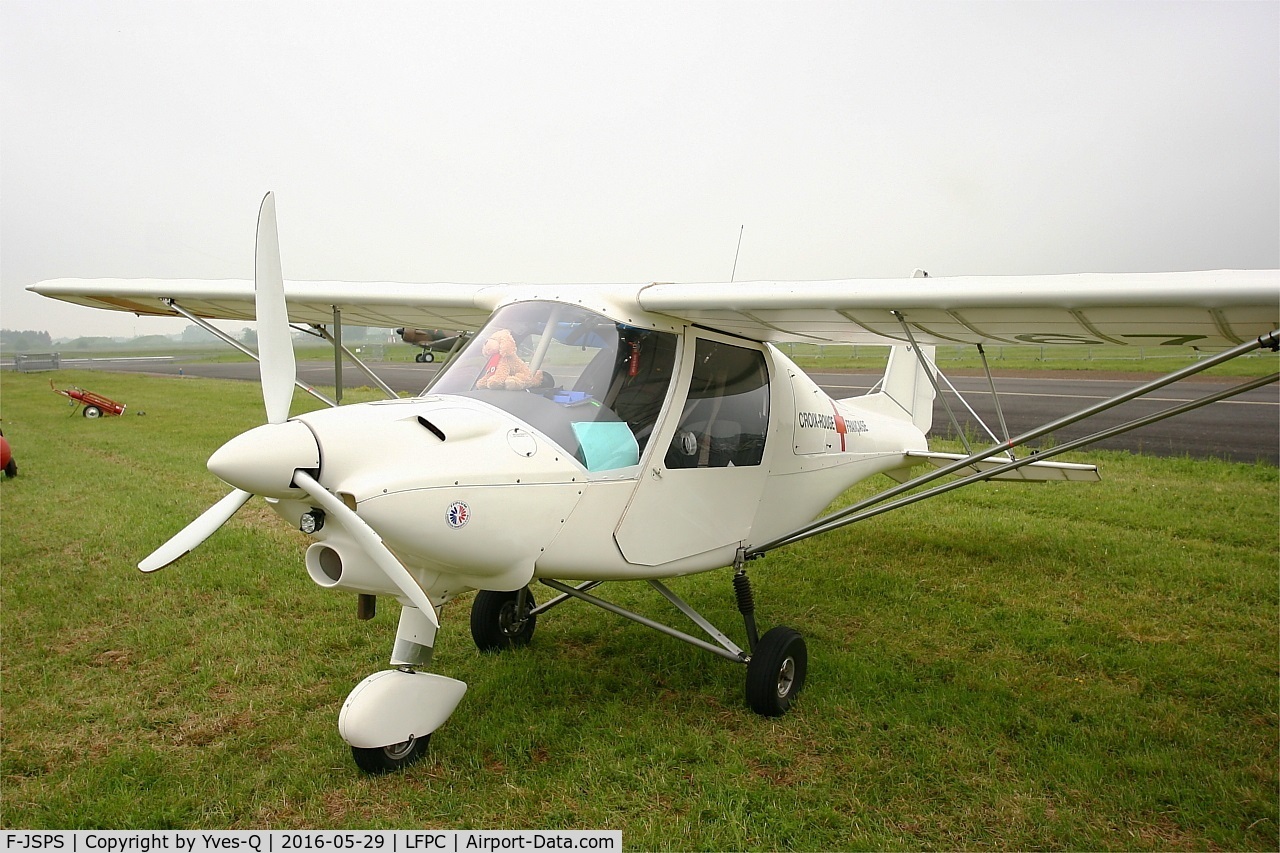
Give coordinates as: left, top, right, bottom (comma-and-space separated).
138, 193, 302, 572
138, 193, 440, 626
254, 193, 295, 426
137, 488, 253, 572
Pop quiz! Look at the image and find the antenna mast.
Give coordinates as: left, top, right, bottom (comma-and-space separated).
730, 225, 744, 282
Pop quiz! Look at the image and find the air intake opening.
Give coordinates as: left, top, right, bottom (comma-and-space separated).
417, 416, 446, 441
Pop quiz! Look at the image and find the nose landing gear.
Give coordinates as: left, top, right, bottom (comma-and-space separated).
352, 734, 431, 775
340, 607, 465, 775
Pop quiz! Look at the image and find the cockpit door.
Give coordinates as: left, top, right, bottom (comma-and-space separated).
614, 330, 772, 567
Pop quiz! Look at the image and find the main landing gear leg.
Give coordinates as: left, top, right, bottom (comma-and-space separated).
471, 587, 537, 651
734, 562, 807, 717
340, 604, 467, 775
526, 562, 808, 719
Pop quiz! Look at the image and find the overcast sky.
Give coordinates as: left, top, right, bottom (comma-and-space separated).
2, 0, 1277, 339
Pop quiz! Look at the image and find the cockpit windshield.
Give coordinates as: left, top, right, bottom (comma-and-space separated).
429, 302, 678, 473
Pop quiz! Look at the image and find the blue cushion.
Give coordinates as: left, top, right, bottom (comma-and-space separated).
571, 421, 640, 471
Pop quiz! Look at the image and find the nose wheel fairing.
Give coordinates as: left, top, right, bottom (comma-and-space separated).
339, 669, 467, 750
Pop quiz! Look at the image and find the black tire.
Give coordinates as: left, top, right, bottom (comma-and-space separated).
4, 459, 16, 478
83, 406, 102, 418
351, 734, 430, 774
746, 626, 807, 717
414, 352, 426, 363
423, 351, 435, 363
470, 588, 537, 652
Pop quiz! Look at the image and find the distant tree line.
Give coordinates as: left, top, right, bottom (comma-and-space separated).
1, 329, 53, 351
182, 324, 220, 343
2, 324, 383, 353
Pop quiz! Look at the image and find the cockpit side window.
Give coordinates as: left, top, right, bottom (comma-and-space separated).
665, 339, 769, 469
429, 302, 678, 472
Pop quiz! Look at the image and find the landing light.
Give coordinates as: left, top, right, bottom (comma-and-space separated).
300, 509, 326, 535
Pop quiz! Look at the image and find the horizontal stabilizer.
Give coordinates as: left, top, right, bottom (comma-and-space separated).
887, 451, 1100, 483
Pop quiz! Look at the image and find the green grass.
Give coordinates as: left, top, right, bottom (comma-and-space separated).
1, 370, 1276, 847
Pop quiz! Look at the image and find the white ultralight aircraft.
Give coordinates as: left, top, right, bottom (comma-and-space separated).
31, 194, 1280, 773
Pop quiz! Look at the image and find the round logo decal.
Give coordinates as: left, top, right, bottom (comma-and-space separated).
445, 501, 470, 529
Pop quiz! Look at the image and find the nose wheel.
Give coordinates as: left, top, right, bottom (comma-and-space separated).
351, 734, 431, 775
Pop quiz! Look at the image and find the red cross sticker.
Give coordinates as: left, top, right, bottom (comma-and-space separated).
831, 403, 848, 451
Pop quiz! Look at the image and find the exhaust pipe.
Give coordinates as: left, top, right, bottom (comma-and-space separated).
305, 542, 396, 596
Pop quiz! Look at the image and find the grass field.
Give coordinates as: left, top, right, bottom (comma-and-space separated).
1, 369, 1276, 848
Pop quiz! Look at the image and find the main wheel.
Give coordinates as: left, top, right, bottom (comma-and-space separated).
423, 351, 435, 363
470, 588, 536, 652
351, 734, 430, 774
746, 626, 807, 717
82, 406, 102, 418
414, 352, 426, 363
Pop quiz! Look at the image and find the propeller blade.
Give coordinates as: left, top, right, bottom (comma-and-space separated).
255, 192, 296, 425
292, 470, 441, 628
139, 488, 254, 573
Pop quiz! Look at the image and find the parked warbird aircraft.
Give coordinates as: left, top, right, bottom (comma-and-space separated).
395, 326, 471, 362
31, 194, 1280, 773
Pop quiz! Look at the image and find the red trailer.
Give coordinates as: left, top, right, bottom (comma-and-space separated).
51, 381, 128, 418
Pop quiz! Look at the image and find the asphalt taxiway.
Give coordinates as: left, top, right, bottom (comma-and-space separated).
60, 356, 1279, 464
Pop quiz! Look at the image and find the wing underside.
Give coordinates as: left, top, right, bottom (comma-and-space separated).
30, 278, 499, 331
30, 270, 1279, 347
636, 271, 1280, 347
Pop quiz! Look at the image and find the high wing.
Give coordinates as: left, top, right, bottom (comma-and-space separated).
30, 278, 499, 331
29, 269, 1279, 347
637, 270, 1280, 348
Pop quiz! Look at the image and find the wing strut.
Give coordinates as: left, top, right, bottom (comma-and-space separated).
305, 323, 399, 400
163, 298, 337, 408
745, 331, 1279, 559
914, 343, 1021, 459
893, 310, 972, 453
976, 344, 1016, 455
539, 579, 748, 663
422, 333, 472, 394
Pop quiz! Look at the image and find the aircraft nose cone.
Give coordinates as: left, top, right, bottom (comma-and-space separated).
208, 420, 320, 498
